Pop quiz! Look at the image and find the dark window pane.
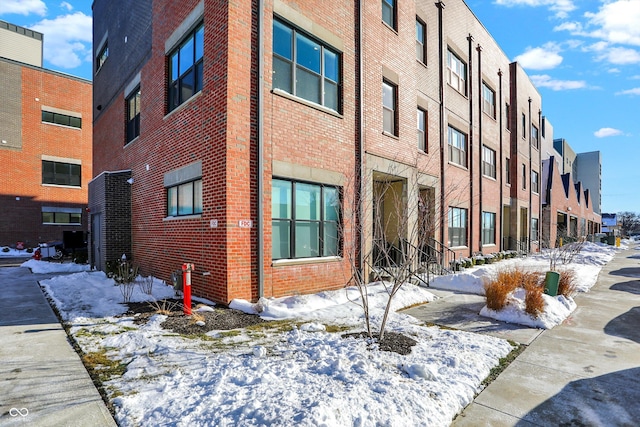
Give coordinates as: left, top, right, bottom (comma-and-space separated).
42, 212, 54, 223
70, 213, 81, 224
324, 80, 338, 111
195, 61, 203, 93
273, 56, 292, 93
296, 67, 321, 104
180, 69, 195, 103
42, 111, 53, 123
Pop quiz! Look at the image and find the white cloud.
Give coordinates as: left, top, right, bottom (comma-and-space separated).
530, 74, 586, 90
514, 43, 563, 70
616, 87, 640, 96
554, 21, 582, 32
584, 1, 640, 46
30, 12, 92, 69
598, 47, 640, 65
608, 68, 621, 73
60, 2, 73, 11
594, 127, 623, 138
494, 0, 576, 18
0, 0, 47, 16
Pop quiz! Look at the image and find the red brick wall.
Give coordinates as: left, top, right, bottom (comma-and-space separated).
0, 64, 91, 246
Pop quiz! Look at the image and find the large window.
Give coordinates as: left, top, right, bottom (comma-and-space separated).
168, 23, 204, 112
96, 42, 108, 72
522, 164, 527, 190
416, 18, 426, 64
417, 107, 427, 152
532, 124, 539, 149
482, 212, 496, 245
42, 207, 81, 225
42, 111, 81, 129
505, 158, 511, 184
531, 218, 539, 241
532, 170, 539, 193
273, 19, 341, 112
272, 179, 340, 260
42, 160, 81, 187
522, 113, 526, 138
447, 49, 466, 95
482, 82, 496, 119
448, 126, 467, 167
167, 179, 202, 216
126, 87, 141, 143
448, 207, 467, 247
482, 145, 496, 178
383, 80, 397, 136
505, 103, 511, 131
382, 0, 396, 29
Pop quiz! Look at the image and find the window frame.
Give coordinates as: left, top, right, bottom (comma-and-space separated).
41, 111, 82, 129
126, 87, 141, 144
448, 207, 468, 248
42, 160, 81, 187
522, 113, 526, 139
522, 163, 527, 190
505, 103, 511, 131
531, 218, 539, 241
482, 211, 496, 245
417, 107, 427, 152
505, 157, 511, 185
531, 124, 539, 149
167, 178, 203, 217
482, 145, 496, 178
42, 209, 82, 226
272, 178, 342, 260
448, 125, 467, 167
272, 18, 342, 113
532, 170, 540, 194
447, 49, 467, 95
416, 18, 426, 64
382, 0, 397, 30
383, 79, 398, 136
482, 82, 496, 119
168, 22, 204, 112
96, 42, 108, 73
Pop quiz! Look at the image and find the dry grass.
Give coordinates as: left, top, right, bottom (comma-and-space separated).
485, 268, 542, 312
557, 269, 578, 298
524, 286, 545, 317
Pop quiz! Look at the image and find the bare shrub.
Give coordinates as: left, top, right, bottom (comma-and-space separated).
147, 299, 181, 315
558, 269, 578, 298
524, 286, 545, 318
137, 275, 154, 295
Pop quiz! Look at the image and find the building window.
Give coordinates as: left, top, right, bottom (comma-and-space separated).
416, 18, 426, 64
448, 207, 467, 247
532, 170, 539, 193
522, 164, 526, 190
417, 107, 427, 152
505, 103, 511, 131
126, 87, 141, 144
383, 80, 397, 136
42, 208, 82, 225
522, 113, 526, 139
96, 42, 108, 72
482, 145, 496, 178
167, 179, 202, 216
531, 124, 539, 149
531, 217, 539, 241
42, 160, 81, 187
168, 23, 204, 112
482, 212, 496, 245
273, 19, 341, 113
448, 126, 467, 167
482, 82, 496, 119
447, 49, 466, 95
272, 179, 341, 260
382, 0, 396, 29
505, 157, 511, 185
41, 111, 81, 129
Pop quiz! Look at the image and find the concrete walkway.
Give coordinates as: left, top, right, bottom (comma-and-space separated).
0, 266, 116, 427
410, 246, 640, 426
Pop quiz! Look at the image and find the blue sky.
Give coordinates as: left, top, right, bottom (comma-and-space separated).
2, 0, 639, 214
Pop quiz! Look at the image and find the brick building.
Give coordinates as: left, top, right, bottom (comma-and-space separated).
0, 21, 92, 248
91, 0, 600, 304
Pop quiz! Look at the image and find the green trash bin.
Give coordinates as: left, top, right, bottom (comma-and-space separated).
544, 271, 560, 296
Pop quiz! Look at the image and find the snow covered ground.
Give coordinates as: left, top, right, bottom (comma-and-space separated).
30, 240, 621, 426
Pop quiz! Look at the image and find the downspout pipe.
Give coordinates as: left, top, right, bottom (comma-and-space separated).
257, 0, 264, 298
436, 1, 446, 249
527, 97, 532, 253
357, 0, 364, 282
498, 69, 504, 251
467, 33, 473, 258
477, 43, 483, 252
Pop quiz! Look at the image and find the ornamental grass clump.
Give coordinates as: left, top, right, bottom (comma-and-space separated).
558, 269, 578, 298
484, 268, 521, 311
524, 282, 545, 318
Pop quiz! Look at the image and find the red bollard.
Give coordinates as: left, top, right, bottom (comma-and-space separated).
182, 263, 194, 315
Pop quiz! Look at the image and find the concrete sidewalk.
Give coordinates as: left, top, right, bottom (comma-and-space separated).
0, 266, 116, 427
409, 246, 640, 426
